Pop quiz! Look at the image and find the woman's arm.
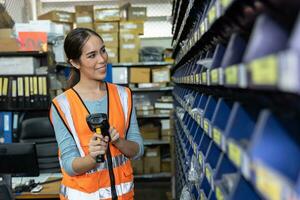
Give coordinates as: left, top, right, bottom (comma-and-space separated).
51, 104, 108, 175
110, 108, 144, 159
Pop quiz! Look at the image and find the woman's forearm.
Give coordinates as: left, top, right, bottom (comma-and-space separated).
113, 138, 139, 158
72, 154, 97, 174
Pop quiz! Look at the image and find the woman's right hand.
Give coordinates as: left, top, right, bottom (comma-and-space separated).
88, 133, 109, 161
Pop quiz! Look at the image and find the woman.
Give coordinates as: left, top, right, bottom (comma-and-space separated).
50, 28, 144, 200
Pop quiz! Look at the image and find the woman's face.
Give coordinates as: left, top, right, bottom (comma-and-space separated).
77, 35, 108, 81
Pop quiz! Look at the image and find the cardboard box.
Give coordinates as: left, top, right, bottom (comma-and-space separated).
120, 21, 144, 35
106, 46, 118, 64
161, 159, 171, 172
75, 5, 93, 23
94, 8, 120, 22
38, 11, 74, 23
140, 123, 160, 139
119, 36, 140, 63
119, 32, 139, 45
144, 146, 161, 174
94, 22, 119, 33
120, 47, 139, 63
112, 67, 128, 84
132, 159, 143, 174
120, 3, 147, 21
129, 67, 150, 83
100, 32, 118, 47
0, 38, 20, 52
152, 67, 170, 83
0, 4, 14, 28
76, 23, 93, 29
127, 7, 147, 21
0, 28, 12, 38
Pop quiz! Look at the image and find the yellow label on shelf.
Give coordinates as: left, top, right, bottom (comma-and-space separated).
198, 153, 203, 166
2, 78, 8, 96
216, 186, 225, 200
255, 164, 282, 200
249, 55, 278, 86
201, 23, 205, 35
204, 119, 209, 133
200, 191, 206, 200
208, 5, 216, 24
195, 74, 199, 83
197, 114, 201, 125
228, 141, 242, 167
213, 128, 222, 146
221, 0, 231, 8
0, 77, 2, 96
205, 165, 212, 183
24, 76, 29, 97
211, 69, 219, 83
202, 72, 207, 84
225, 66, 238, 85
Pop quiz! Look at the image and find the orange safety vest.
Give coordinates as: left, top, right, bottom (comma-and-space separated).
50, 82, 134, 200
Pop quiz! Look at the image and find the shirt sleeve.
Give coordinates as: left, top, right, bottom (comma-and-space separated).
50, 104, 80, 176
126, 107, 144, 160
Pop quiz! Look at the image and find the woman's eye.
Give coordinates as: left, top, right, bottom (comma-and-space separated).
101, 48, 106, 53
88, 53, 96, 58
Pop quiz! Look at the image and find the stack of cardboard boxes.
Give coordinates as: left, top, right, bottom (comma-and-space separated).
94, 8, 120, 64
38, 4, 146, 65
75, 5, 94, 30
119, 3, 146, 63
38, 10, 74, 35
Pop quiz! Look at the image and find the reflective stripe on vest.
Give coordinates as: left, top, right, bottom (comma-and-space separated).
55, 93, 85, 157
87, 154, 129, 174
60, 181, 134, 200
116, 85, 128, 123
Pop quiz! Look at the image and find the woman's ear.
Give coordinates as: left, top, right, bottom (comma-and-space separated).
69, 59, 80, 69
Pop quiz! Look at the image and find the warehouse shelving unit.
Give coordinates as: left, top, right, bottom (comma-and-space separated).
171, 0, 300, 199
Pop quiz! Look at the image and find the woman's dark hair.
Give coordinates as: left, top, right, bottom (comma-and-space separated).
64, 28, 103, 89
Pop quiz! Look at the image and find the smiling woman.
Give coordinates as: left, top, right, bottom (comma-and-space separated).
49, 28, 144, 200
63, 28, 107, 89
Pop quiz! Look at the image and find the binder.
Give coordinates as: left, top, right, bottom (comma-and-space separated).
38, 76, 44, 107
3, 111, 12, 143
29, 76, 34, 105
42, 76, 48, 108
33, 76, 39, 107
2, 77, 8, 107
17, 77, 24, 108
12, 112, 19, 142
24, 76, 30, 108
0, 112, 4, 143
0, 77, 2, 105
11, 77, 17, 109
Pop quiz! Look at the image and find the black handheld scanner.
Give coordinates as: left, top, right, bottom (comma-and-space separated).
86, 113, 110, 163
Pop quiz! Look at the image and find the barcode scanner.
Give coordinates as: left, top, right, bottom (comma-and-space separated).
86, 113, 110, 163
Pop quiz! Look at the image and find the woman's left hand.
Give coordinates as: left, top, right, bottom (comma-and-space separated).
109, 127, 120, 145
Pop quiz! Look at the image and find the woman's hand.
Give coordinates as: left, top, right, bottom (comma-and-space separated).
109, 127, 120, 145
88, 133, 109, 161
